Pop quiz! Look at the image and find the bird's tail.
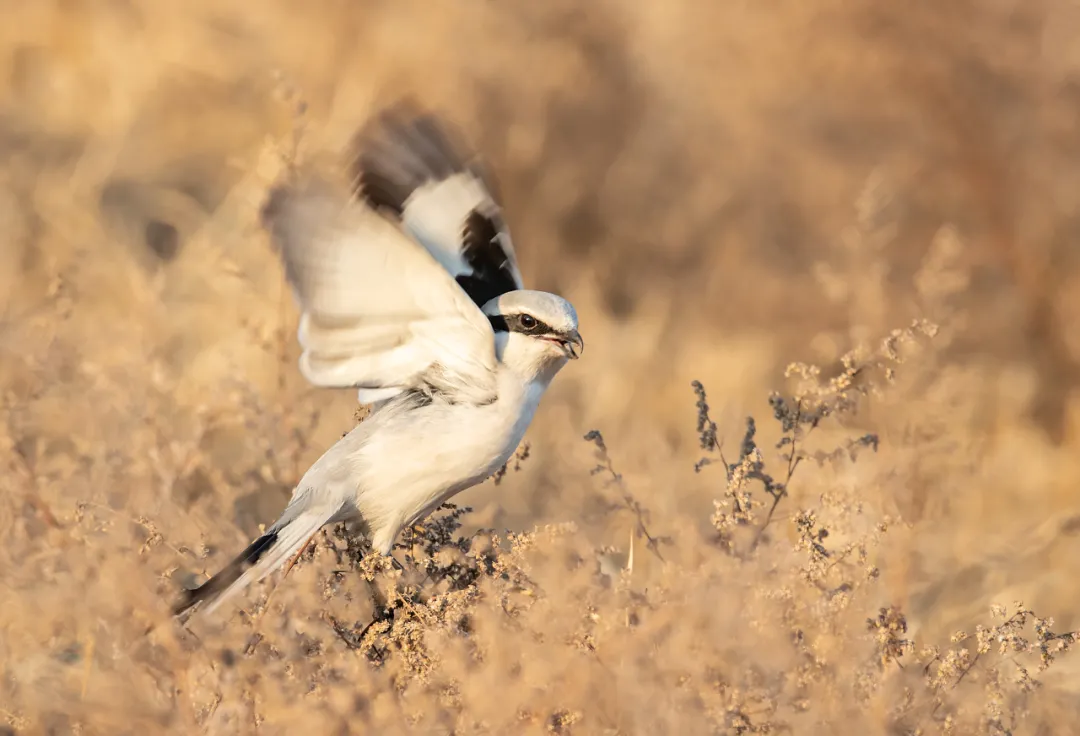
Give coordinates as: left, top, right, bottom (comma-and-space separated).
172, 500, 344, 618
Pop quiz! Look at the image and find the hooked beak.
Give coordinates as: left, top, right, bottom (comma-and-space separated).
563, 329, 583, 360
541, 329, 583, 359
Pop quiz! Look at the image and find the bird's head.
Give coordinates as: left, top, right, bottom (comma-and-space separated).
483, 290, 583, 383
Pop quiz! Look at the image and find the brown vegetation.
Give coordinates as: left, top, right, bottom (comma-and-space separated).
2, 1, 1080, 733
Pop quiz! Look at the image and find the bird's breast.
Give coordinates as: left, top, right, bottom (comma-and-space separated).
359, 378, 542, 494
347, 374, 551, 546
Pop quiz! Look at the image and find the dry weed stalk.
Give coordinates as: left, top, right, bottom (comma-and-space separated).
5, 157, 1079, 734
185, 298, 1076, 734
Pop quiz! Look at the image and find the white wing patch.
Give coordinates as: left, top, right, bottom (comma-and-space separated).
351, 105, 525, 308
403, 174, 500, 275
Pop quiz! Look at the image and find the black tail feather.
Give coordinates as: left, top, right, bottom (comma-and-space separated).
172, 531, 279, 617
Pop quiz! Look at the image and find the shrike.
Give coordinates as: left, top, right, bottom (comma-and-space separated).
172, 104, 582, 617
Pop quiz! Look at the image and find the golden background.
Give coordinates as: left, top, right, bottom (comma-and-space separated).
2, 1, 1080, 733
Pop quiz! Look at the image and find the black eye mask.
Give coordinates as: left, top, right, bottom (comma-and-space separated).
487, 313, 556, 337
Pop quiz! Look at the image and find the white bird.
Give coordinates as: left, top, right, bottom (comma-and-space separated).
172, 103, 582, 617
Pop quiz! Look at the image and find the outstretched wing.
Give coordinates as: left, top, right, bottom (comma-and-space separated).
261, 171, 500, 406
350, 101, 525, 308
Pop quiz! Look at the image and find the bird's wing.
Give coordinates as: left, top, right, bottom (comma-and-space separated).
350, 101, 525, 308
261, 172, 500, 405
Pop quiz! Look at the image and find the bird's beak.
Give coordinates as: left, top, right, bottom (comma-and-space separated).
564, 329, 583, 360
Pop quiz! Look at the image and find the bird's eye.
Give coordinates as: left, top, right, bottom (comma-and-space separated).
519, 314, 537, 330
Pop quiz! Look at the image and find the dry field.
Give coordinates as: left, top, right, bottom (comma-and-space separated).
3, 1, 1080, 733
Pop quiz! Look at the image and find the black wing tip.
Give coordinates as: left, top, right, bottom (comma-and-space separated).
354, 97, 466, 160
348, 99, 494, 215
346, 99, 520, 308
171, 530, 279, 618
354, 169, 411, 218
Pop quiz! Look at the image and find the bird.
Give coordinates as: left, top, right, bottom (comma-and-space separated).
171, 103, 583, 618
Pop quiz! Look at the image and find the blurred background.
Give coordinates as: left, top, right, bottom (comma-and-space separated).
2, 0, 1080, 730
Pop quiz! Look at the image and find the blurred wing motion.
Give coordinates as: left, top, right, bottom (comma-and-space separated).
350, 101, 524, 308
173, 105, 539, 619
261, 103, 525, 406
262, 173, 499, 405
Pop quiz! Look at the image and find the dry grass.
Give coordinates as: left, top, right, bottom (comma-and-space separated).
3, 1, 1080, 734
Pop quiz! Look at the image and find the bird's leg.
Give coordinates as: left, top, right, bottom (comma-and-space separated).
283, 532, 320, 579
